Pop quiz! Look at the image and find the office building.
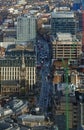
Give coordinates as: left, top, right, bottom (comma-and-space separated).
51, 11, 77, 36
51, 33, 81, 60
17, 15, 37, 43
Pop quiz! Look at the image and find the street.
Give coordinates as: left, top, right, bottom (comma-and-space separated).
37, 37, 52, 113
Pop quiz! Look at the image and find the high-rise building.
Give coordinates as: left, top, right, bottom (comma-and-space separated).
17, 15, 37, 43
51, 11, 77, 36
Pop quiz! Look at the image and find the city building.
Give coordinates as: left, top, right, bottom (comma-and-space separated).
75, 54, 84, 128
3, 28, 16, 42
17, 14, 37, 43
0, 107, 13, 118
0, 121, 20, 130
51, 33, 81, 88
17, 0, 27, 5
77, 53, 84, 88
17, 114, 49, 127
8, 98, 28, 115
51, 33, 81, 61
0, 43, 36, 96
51, 11, 77, 36
76, 11, 82, 32
72, 0, 81, 11
0, 30, 3, 42
53, 95, 80, 130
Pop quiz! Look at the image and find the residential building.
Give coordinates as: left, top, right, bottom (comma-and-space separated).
0, 43, 36, 96
17, 15, 37, 43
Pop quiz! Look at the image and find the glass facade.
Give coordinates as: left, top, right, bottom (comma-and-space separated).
51, 18, 76, 36
51, 12, 77, 36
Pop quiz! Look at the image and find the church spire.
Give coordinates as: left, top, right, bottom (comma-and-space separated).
22, 51, 25, 69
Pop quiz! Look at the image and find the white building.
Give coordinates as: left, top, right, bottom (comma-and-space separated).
17, 114, 45, 127
17, 0, 27, 5
17, 15, 37, 43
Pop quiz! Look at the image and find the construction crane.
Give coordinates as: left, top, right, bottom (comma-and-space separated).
61, 36, 76, 130
81, 0, 84, 52
64, 1, 84, 128
62, 58, 69, 130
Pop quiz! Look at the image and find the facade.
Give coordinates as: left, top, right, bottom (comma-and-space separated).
17, 0, 26, 5
77, 54, 84, 88
17, 114, 50, 127
75, 53, 84, 127
0, 121, 20, 130
80, 103, 84, 126
0, 30, 3, 42
76, 11, 82, 32
73, 0, 81, 11
17, 15, 37, 43
51, 33, 81, 60
0, 43, 36, 96
51, 11, 77, 36
53, 96, 80, 130
51, 33, 81, 88
3, 28, 16, 42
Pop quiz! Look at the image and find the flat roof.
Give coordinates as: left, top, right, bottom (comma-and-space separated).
18, 114, 45, 122
56, 33, 72, 41
51, 11, 75, 18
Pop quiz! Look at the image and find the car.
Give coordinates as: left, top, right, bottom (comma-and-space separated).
69, 93, 75, 96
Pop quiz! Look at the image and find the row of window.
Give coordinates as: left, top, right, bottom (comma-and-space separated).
1, 75, 36, 80
0, 67, 35, 70
2, 87, 19, 92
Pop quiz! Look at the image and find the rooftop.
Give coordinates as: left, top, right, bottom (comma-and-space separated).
51, 11, 75, 18
56, 33, 72, 41
0, 121, 11, 130
18, 114, 45, 122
